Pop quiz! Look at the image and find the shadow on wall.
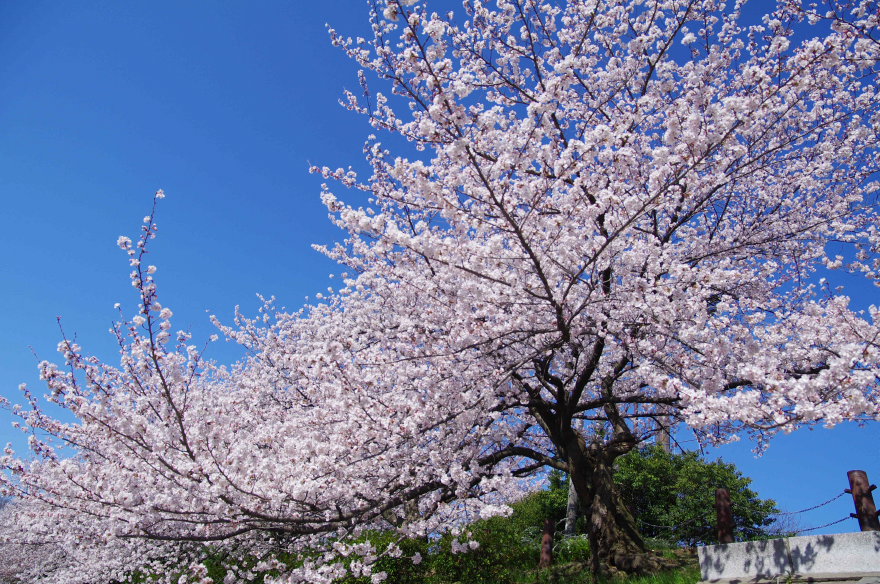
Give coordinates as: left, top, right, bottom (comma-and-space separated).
699, 532, 880, 580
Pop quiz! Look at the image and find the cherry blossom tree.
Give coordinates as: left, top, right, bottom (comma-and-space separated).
306, 0, 880, 572
3, 0, 880, 581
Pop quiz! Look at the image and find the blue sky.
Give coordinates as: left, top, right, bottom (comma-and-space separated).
0, 1, 876, 537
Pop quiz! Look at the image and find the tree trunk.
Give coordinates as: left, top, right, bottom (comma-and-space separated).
656, 414, 671, 452
568, 451, 657, 576
587, 460, 654, 574
564, 476, 579, 536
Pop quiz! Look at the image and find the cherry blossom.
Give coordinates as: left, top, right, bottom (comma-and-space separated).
3, 0, 880, 581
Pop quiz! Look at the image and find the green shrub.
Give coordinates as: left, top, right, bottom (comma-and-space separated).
555, 534, 591, 563
427, 515, 538, 584
616, 446, 779, 545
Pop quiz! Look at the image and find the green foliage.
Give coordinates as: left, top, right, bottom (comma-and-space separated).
518, 475, 570, 528
335, 531, 430, 584
530, 470, 575, 528
325, 490, 559, 584
426, 478, 594, 583
334, 486, 577, 584
428, 488, 566, 584
554, 535, 591, 564
428, 516, 536, 584
624, 565, 701, 584
615, 446, 779, 545
533, 564, 700, 584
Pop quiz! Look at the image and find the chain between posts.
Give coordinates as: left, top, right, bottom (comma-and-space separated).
771, 491, 846, 516
638, 489, 850, 537
637, 515, 704, 530
794, 516, 852, 534
613, 473, 869, 542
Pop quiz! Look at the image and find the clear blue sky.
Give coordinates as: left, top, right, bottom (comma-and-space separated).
0, 1, 876, 537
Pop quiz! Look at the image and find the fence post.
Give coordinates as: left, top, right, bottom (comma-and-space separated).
846, 470, 880, 531
538, 518, 555, 568
715, 488, 734, 543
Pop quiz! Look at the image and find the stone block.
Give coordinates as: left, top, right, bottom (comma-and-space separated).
699, 531, 880, 581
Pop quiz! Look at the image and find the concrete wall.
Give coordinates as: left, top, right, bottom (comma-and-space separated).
699, 531, 880, 581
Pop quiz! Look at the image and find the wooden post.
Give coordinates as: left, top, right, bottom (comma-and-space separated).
715, 488, 734, 543
846, 470, 880, 531
538, 518, 555, 568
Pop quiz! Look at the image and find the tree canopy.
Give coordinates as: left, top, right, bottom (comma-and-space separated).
2, 0, 880, 582
615, 446, 779, 546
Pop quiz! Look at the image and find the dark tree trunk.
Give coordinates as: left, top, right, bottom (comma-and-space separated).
584, 459, 653, 574
520, 356, 659, 576
566, 439, 658, 576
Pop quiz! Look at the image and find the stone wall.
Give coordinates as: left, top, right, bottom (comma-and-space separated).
699, 531, 880, 581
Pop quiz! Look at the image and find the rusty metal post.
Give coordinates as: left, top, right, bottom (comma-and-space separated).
538, 518, 555, 568
715, 488, 734, 543
846, 470, 880, 531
